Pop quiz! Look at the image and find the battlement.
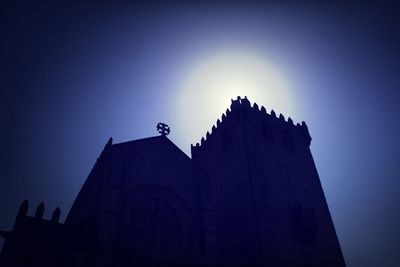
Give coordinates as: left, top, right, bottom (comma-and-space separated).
15, 199, 62, 224
191, 96, 311, 157
0, 199, 63, 246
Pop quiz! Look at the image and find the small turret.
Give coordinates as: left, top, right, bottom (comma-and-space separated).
241, 96, 251, 107
51, 207, 61, 223
35, 202, 45, 219
260, 106, 266, 113
300, 121, 312, 146
107, 137, 113, 146
17, 199, 29, 218
253, 103, 259, 110
222, 113, 226, 121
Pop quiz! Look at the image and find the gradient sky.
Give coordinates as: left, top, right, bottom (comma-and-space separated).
1, 2, 399, 267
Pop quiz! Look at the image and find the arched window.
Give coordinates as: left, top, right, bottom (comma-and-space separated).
129, 197, 181, 249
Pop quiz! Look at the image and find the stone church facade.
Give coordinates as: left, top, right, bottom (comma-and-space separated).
0, 97, 346, 267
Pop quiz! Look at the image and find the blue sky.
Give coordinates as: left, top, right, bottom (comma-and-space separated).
1, 2, 399, 266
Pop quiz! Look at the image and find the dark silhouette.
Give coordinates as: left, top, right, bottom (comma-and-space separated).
157, 122, 171, 136
0, 97, 346, 267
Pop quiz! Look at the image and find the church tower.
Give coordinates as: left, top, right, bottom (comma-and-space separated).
0, 96, 346, 267
192, 96, 346, 267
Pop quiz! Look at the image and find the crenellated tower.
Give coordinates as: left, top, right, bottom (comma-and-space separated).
192, 96, 345, 267
0, 96, 346, 267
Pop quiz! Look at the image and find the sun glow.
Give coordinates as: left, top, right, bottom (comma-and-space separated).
176, 51, 295, 149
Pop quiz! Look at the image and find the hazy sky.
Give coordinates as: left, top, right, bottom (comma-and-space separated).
1, 2, 399, 267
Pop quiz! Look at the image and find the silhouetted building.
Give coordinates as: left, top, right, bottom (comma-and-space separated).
0, 97, 346, 267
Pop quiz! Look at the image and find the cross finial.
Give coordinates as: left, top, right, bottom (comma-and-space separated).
157, 122, 170, 136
